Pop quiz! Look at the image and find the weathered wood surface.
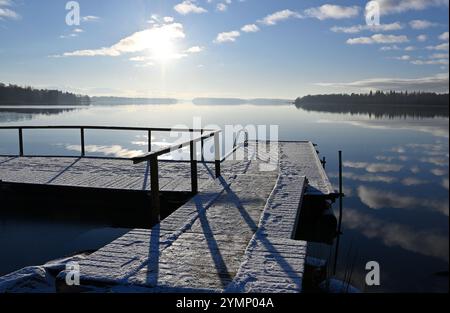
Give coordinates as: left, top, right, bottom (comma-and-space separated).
0, 141, 335, 196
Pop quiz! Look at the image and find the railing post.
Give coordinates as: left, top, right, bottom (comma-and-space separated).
150, 155, 160, 224
18, 128, 24, 157
200, 129, 204, 162
80, 127, 85, 157
190, 141, 198, 194
214, 132, 221, 178
148, 130, 152, 152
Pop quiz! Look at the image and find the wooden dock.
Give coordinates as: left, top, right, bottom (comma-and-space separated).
0, 139, 337, 293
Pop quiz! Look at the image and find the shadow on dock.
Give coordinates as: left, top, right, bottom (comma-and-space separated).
0, 182, 193, 229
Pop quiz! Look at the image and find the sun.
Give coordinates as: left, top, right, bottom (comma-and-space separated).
150, 36, 177, 63
144, 25, 184, 64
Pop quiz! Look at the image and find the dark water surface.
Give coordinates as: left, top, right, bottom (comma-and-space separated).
0, 102, 448, 292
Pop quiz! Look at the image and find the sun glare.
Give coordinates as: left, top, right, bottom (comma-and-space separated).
149, 36, 177, 63
140, 24, 185, 64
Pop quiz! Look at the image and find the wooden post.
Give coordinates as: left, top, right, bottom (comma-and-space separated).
150, 155, 160, 223
80, 128, 85, 157
148, 130, 152, 152
18, 128, 24, 157
214, 132, 221, 178
190, 141, 198, 194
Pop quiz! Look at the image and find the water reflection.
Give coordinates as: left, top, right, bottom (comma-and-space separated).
357, 185, 449, 217
297, 103, 449, 118
0, 102, 448, 292
343, 161, 403, 173
344, 209, 449, 262
0, 107, 83, 123
317, 118, 449, 138
65, 144, 144, 158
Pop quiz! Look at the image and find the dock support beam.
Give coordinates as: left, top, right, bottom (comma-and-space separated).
18, 128, 24, 157
190, 141, 198, 194
214, 132, 221, 178
80, 128, 85, 157
150, 156, 160, 224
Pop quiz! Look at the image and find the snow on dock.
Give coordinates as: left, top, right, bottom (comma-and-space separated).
0, 141, 336, 293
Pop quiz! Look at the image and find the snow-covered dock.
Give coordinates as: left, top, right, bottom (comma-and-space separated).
0, 141, 337, 293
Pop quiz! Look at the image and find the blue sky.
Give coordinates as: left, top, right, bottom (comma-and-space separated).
0, 0, 448, 98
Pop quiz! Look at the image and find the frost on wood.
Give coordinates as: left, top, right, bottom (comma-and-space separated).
0, 142, 335, 293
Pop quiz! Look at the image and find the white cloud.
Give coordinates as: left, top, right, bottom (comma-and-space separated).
0, 0, 19, 20
174, 1, 207, 15
426, 42, 449, 51
417, 34, 428, 42
163, 16, 175, 23
376, 0, 449, 15
411, 59, 449, 66
259, 9, 301, 26
316, 73, 449, 92
185, 46, 204, 53
81, 15, 100, 22
347, 34, 409, 45
393, 55, 411, 61
439, 31, 449, 41
430, 53, 450, 59
241, 24, 260, 33
304, 4, 360, 20
214, 30, 240, 43
216, 3, 227, 12
58, 23, 186, 58
409, 19, 437, 29
331, 22, 403, 34
380, 45, 400, 51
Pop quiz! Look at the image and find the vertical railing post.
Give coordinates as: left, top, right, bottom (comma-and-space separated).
214, 132, 221, 178
150, 155, 160, 224
190, 140, 198, 194
200, 129, 204, 162
18, 128, 24, 157
148, 130, 152, 152
80, 127, 85, 157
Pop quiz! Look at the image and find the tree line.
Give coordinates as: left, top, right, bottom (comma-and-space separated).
295, 91, 449, 107
0, 83, 90, 106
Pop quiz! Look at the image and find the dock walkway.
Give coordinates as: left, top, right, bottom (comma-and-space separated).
0, 141, 336, 293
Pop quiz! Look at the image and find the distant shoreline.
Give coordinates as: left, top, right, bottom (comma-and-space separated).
295, 92, 449, 107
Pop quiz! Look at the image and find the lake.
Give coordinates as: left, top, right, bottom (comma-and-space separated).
0, 102, 448, 292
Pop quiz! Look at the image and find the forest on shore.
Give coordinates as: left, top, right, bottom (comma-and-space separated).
0, 83, 90, 106
294, 91, 449, 118
295, 91, 449, 107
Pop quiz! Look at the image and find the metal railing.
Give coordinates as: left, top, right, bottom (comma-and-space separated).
0, 125, 218, 158
132, 130, 221, 222
0, 125, 228, 223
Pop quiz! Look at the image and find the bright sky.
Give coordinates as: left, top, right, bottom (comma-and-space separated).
0, 0, 449, 98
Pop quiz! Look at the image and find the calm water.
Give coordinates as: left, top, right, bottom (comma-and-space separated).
0, 102, 448, 292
